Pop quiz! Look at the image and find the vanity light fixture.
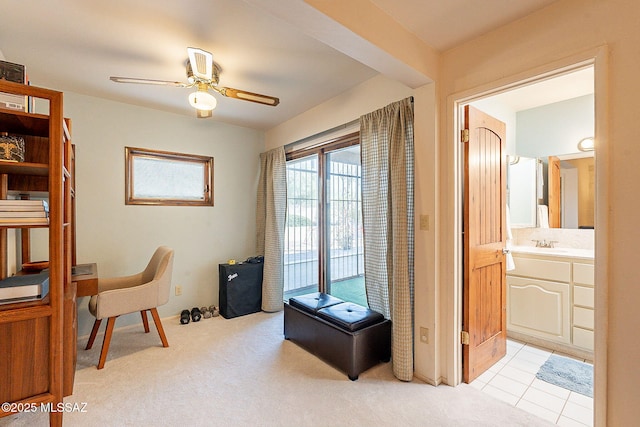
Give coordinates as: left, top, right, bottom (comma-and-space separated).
577, 137, 595, 152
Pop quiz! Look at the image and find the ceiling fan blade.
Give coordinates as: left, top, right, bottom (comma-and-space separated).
187, 47, 213, 81
215, 86, 280, 106
110, 76, 190, 87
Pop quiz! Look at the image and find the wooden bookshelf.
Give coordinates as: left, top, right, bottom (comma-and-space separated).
0, 80, 73, 427
0, 160, 48, 176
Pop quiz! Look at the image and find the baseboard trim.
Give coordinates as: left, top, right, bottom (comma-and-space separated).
507, 331, 594, 363
413, 372, 441, 386
78, 313, 180, 341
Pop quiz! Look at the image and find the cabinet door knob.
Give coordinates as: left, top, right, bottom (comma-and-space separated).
502, 248, 511, 254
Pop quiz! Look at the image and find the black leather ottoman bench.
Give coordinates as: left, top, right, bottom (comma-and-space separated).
284, 292, 391, 380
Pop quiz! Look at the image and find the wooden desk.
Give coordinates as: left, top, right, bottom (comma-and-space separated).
73, 263, 98, 297
63, 263, 97, 396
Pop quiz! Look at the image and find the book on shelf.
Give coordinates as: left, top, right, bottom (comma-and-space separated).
0, 210, 48, 218
0, 199, 49, 209
0, 217, 48, 226
0, 271, 49, 304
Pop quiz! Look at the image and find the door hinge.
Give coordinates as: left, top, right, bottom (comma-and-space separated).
461, 330, 470, 345
461, 129, 469, 143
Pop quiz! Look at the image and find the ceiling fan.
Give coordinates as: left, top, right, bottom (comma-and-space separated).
110, 47, 280, 118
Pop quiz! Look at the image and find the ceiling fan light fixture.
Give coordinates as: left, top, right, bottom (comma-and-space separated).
189, 89, 217, 111
110, 47, 279, 118
196, 109, 213, 119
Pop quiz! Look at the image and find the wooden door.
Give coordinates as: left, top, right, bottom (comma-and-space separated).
548, 156, 561, 228
462, 105, 507, 383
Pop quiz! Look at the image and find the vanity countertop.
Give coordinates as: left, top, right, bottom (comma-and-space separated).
510, 245, 594, 260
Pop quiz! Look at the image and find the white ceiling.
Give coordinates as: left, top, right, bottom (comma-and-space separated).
0, 0, 562, 130
370, 0, 559, 51
479, 67, 594, 113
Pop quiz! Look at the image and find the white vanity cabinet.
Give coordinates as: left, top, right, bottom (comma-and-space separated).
572, 262, 595, 350
507, 256, 571, 344
507, 250, 594, 351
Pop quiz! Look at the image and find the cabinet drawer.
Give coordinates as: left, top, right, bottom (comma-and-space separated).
573, 263, 594, 286
574, 286, 594, 309
573, 327, 594, 350
573, 306, 594, 329
510, 256, 571, 282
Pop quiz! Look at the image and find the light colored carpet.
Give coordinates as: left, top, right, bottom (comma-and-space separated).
2, 312, 553, 427
536, 354, 594, 397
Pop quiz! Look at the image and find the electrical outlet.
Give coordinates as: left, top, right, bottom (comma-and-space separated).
420, 215, 429, 231
175, 285, 182, 296
420, 327, 429, 344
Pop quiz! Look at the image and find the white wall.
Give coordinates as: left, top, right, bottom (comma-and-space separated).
516, 94, 594, 158
439, 0, 640, 424
470, 93, 594, 158
266, 74, 415, 148
469, 98, 517, 155
58, 92, 263, 336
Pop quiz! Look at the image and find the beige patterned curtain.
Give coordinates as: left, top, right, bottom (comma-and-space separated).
360, 97, 414, 381
256, 147, 287, 312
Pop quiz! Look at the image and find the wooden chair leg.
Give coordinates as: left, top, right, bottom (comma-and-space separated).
141, 310, 150, 333
97, 317, 116, 369
85, 319, 102, 350
150, 307, 169, 348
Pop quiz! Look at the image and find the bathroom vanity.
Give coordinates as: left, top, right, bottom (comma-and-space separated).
507, 246, 594, 358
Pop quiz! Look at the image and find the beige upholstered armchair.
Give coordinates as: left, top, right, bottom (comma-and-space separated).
85, 246, 175, 369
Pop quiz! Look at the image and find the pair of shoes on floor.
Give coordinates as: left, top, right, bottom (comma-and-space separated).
199, 305, 220, 319
180, 307, 203, 324
201, 306, 212, 319
210, 305, 220, 317
180, 309, 191, 324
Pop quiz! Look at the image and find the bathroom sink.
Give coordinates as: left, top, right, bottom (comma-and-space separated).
510, 246, 594, 259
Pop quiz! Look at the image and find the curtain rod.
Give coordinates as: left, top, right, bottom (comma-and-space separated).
284, 118, 360, 150
285, 96, 414, 150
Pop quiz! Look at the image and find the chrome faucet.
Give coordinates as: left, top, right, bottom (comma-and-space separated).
532, 239, 557, 248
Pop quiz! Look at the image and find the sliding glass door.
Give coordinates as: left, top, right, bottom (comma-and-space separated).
283, 155, 319, 298
283, 134, 366, 306
324, 146, 365, 305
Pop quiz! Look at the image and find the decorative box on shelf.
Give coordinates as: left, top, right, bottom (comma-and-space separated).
0, 60, 28, 112
0, 132, 25, 162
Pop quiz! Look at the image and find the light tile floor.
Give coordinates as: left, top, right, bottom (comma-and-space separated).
470, 339, 594, 426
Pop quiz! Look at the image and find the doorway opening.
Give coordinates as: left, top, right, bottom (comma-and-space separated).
453, 55, 605, 426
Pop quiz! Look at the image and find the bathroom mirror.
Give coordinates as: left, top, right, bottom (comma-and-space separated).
508, 152, 594, 230
507, 156, 539, 228
549, 152, 595, 229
